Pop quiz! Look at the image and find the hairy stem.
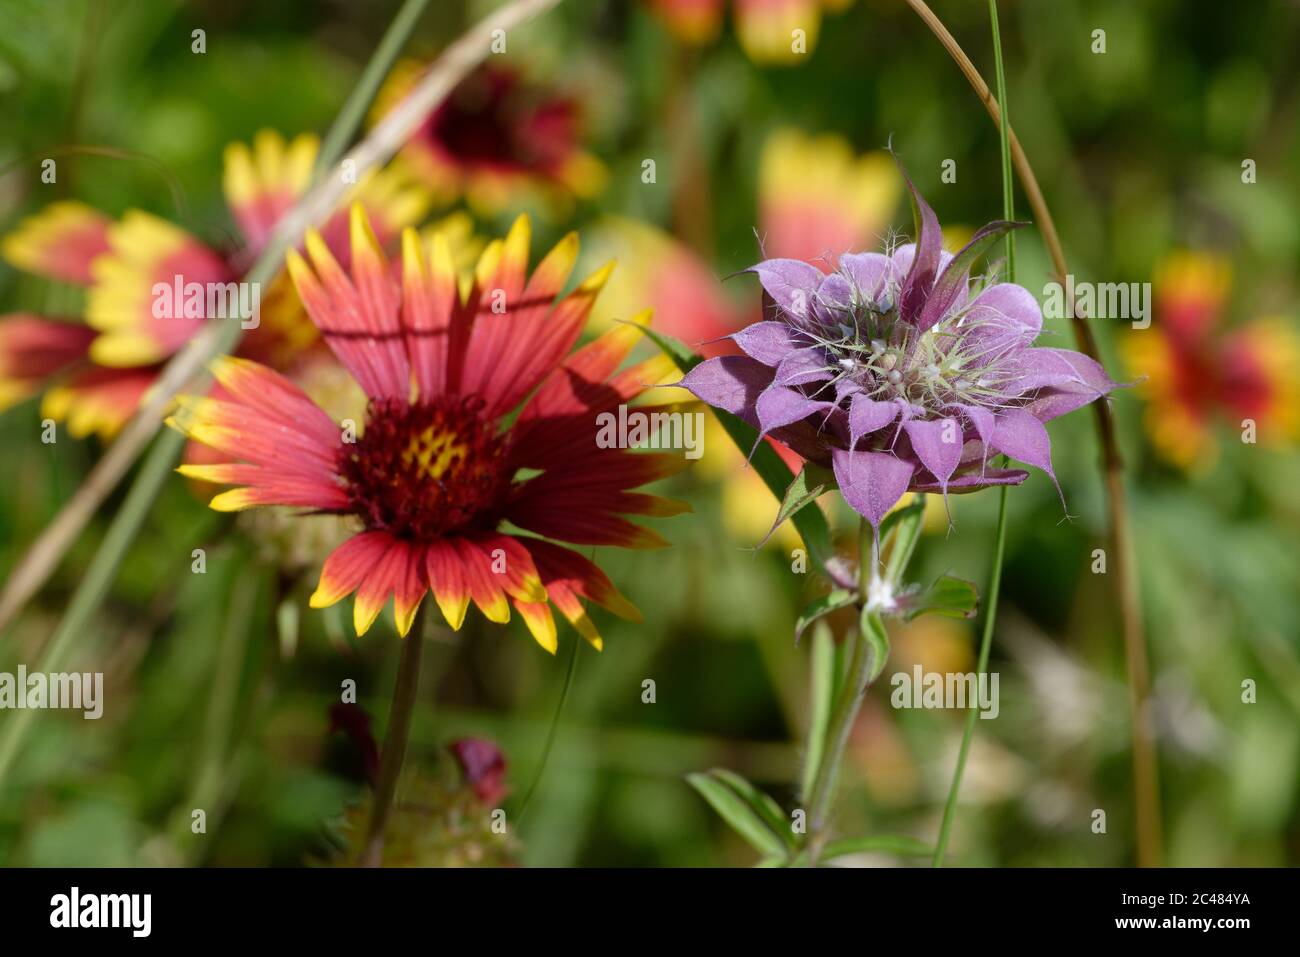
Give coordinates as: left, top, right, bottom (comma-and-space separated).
803, 518, 880, 866
904, 0, 1160, 867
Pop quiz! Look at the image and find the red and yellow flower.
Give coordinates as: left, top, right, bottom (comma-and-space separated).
647, 0, 857, 66
1121, 250, 1300, 469
0, 130, 430, 440
169, 207, 685, 651
372, 60, 606, 217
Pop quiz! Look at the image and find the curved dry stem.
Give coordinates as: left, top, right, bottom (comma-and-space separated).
903, 0, 1160, 867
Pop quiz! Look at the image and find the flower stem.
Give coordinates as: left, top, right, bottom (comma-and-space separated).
931, 0, 1015, 869
359, 620, 425, 868
802, 517, 881, 866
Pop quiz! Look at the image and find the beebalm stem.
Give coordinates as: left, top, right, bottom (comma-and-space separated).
802, 516, 884, 867
359, 616, 425, 867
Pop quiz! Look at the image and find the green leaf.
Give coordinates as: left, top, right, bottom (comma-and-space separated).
794, 589, 857, 644
634, 323, 703, 372
801, 622, 836, 801
918, 220, 1025, 330
899, 575, 979, 621
642, 327, 835, 572
880, 497, 925, 586
759, 462, 835, 550
719, 412, 835, 570
708, 768, 795, 850
687, 771, 788, 860
821, 834, 933, 861
859, 608, 891, 683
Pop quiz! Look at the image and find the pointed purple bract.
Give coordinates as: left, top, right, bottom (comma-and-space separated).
731, 321, 806, 366
747, 259, 822, 324
832, 448, 915, 530
903, 417, 964, 495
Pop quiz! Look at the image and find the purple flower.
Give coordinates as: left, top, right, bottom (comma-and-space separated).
679, 167, 1119, 531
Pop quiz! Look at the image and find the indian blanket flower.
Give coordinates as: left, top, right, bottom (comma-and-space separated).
647, 0, 856, 65
1120, 250, 1300, 469
0, 130, 429, 439
372, 60, 606, 216
678, 169, 1119, 532
168, 207, 683, 651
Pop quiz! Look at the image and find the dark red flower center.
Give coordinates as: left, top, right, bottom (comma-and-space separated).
337, 395, 512, 541
426, 68, 577, 175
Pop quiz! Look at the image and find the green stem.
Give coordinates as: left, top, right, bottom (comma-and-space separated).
314, 0, 433, 178
932, 483, 1008, 866
802, 517, 880, 866
514, 634, 581, 826
932, 0, 1015, 868
175, 561, 260, 861
988, 0, 1016, 268
359, 621, 425, 867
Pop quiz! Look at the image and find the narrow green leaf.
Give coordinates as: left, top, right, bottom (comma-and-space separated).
634, 323, 704, 372
880, 498, 925, 586
758, 462, 835, 549
708, 769, 795, 850
800, 621, 836, 802
900, 575, 979, 621
794, 589, 857, 644
687, 771, 788, 859
859, 608, 891, 683
917, 220, 1025, 329
822, 834, 933, 861
643, 326, 836, 571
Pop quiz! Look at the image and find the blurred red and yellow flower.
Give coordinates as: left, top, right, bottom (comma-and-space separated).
647, 0, 857, 66
170, 208, 685, 650
0, 130, 431, 441
1121, 250, 1300, 469
372, 60, 606, 217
